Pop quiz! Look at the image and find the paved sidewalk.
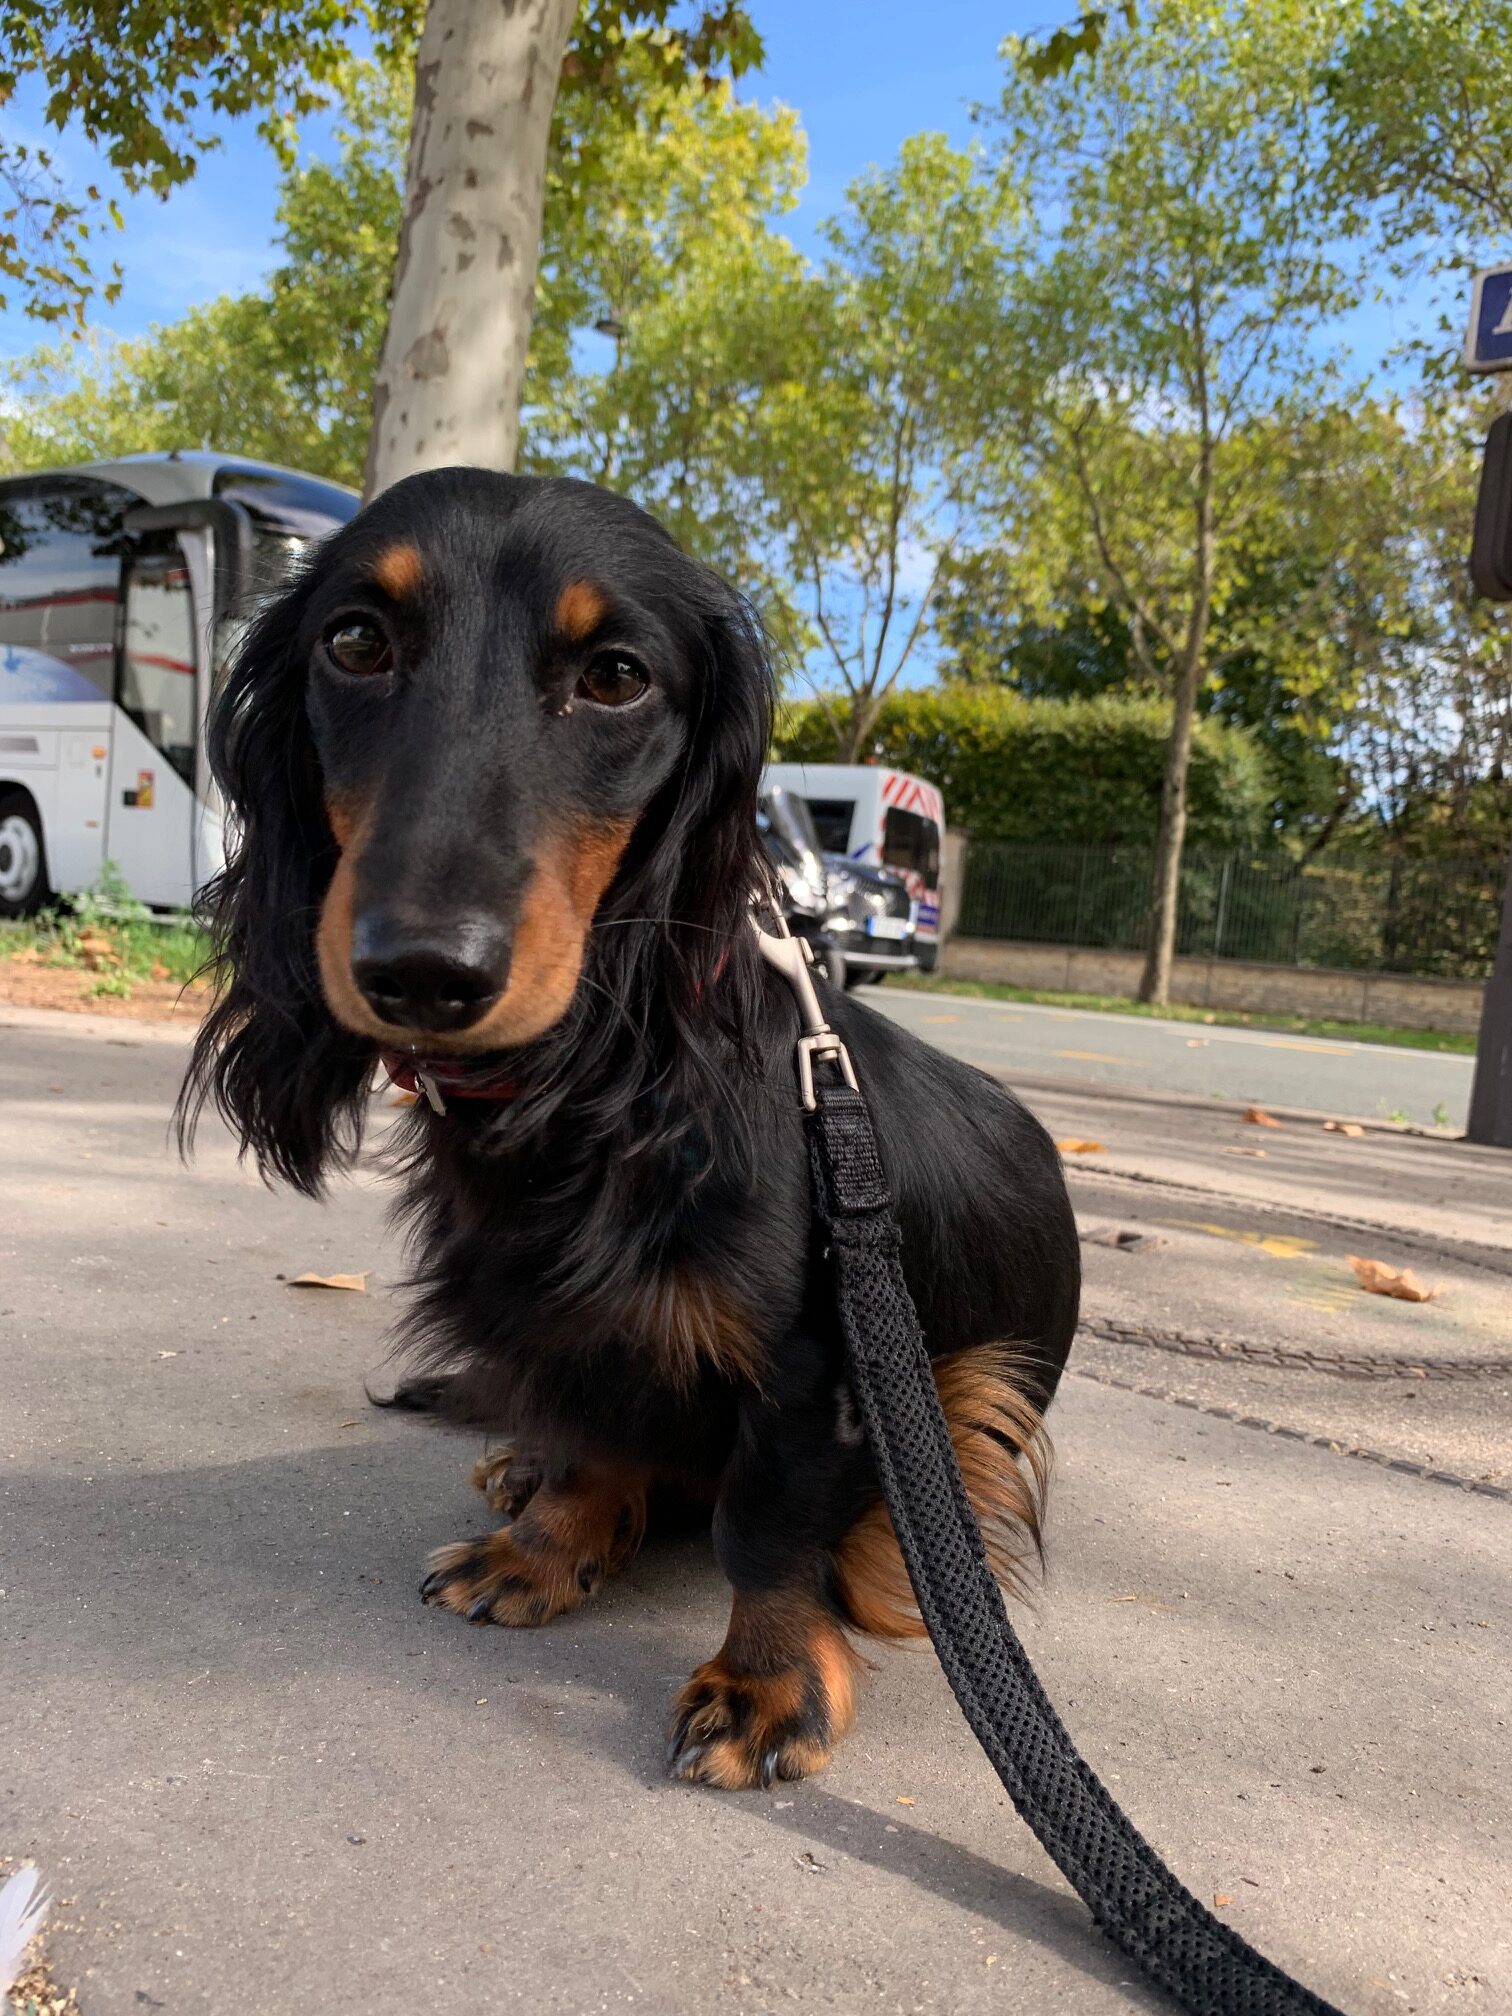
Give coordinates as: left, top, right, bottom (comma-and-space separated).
870, 988, 1476, 1130
2, 1005, 1508, 2014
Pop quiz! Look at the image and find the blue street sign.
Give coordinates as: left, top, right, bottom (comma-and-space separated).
1464, 265, 1512, 372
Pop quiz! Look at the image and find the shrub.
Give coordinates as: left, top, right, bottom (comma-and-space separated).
773, 688, 1273, 850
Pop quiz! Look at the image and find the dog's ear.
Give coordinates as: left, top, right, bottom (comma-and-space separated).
633, 575, 775, 1048
177, 581, 372, 1194
681, 579, 778, 949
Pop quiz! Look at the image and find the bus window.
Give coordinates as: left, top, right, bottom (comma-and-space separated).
121, 549, 197, 786
805, 798, 858, 855
882, 806, 941, 885
0, 478, 135, 701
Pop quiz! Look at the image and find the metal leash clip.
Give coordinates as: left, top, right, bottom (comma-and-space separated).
751, 908, 859, 1111
413, 1059, 447, 1115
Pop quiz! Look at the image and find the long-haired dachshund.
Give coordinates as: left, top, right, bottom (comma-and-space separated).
181, 470, 1080, 1790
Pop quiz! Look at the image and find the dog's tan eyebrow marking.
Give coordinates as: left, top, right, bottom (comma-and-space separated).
555, 578, 609, 641
370, 542, 423, 600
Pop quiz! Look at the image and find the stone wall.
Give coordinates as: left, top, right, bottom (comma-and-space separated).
941, 937, 1485, 1034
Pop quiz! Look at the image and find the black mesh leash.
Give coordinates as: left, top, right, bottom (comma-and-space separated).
806, 1073, 1346, 2016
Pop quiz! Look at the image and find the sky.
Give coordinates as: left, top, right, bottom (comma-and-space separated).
0, 1, 1052, 363
1, 0, 1464, 700
0, 0, 1456, 375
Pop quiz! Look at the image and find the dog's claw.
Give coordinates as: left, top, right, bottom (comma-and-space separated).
670, 1741, 705, 1780
419, 1571, 444, 1602
760, 1746, 779, 1790
467, 1593, 494, 1623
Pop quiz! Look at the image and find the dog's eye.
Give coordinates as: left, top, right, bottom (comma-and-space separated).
324, 621, 393, 678
575, 650, 648, 709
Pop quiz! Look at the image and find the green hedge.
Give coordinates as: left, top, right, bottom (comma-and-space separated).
773, 690, 1273, 851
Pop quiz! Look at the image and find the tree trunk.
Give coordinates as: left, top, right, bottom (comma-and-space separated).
1137, 652, 1202, 1005
834, 708, 867, 763
363, 0, 579, 499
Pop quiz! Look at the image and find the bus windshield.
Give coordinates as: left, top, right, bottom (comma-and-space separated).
213, 464, 359, 597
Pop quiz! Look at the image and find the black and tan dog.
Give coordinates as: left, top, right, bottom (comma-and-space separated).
180, 469, 1080, 1789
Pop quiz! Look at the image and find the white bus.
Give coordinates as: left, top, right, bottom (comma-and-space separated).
0, 451, 358, 915
763, 762, 947, 969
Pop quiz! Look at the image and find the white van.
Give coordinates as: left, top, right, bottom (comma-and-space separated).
763, 762, 947, 969
0, 451, 358, 915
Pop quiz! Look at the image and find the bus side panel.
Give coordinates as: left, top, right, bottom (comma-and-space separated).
0, 702, 110, 895
103, 708, 198, 910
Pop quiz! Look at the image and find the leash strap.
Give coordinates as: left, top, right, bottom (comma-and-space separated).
807, 1079, 1344, 2016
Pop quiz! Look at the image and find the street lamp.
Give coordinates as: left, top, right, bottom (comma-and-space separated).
592, 311, 628, 483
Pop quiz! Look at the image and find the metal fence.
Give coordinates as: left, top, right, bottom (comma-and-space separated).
957, 842, 1506, 982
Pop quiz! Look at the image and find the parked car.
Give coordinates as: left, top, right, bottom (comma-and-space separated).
821, 851, 918, 988
757, 783, 918, 990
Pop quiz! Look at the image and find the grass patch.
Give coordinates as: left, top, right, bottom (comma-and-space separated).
883, 970, 1479, 1055
0, 863, 209, 998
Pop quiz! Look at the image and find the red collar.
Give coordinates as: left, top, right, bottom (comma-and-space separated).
380, 946, 734, 1114
381, 1052, 520, 1113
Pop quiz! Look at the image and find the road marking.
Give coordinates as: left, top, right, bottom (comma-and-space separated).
1056, 1048, 1134, 1064
921, 1014, 959, 1024
1159, 1217, 1318, 1260
1286, 1264, 1357, 1313
1263, 1038, 1360, 1055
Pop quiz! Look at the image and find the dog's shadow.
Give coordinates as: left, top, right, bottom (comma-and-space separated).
7, 1411, 1161, 2007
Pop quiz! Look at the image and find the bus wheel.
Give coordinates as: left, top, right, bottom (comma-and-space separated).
813, 944, 847, 992
0, 792, 48, 918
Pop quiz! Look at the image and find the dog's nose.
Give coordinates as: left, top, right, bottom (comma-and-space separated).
350, 912, 511, 1033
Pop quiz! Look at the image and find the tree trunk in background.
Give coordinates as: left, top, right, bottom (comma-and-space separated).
363, 0, 578, 499
1137, 653, 1202, 1004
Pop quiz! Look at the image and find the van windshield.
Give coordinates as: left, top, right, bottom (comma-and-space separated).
804, 798, 857, 855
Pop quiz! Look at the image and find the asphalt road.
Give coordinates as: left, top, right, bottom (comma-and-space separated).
2, 1004, 1508, 2015
867, 988, 1476, 1130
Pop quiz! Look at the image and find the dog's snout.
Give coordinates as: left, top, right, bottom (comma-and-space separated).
350, 912, 511, 1034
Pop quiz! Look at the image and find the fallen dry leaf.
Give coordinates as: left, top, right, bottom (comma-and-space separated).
1242, 1105, 1283, 1128
1185, 1037, 1208, 1048
895, 1795, 916, 1807
1347, 1255, 1439, 1303
1214, 1893, 1233, 1910
1223, 1146, 1268, 1158
289, 1271, 368, 1293
1056, 1138, 1105, 1155
1323, 1119, 1365, 1138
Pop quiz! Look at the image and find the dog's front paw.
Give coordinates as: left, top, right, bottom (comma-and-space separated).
668, 1615, 861, 1790
422, 1472, 646, 1629
420, 1531, 590, 1627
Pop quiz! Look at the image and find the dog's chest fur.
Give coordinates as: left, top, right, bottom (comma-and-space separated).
402, 1106, 811, 1460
